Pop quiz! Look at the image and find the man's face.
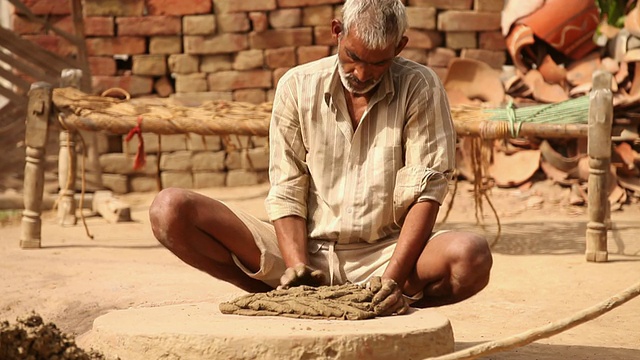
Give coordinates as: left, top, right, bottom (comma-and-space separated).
333, 22, 406, 95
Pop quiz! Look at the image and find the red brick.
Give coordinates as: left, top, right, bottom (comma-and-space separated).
132, 54, 167, 76
408, 0, 472, 10
313, 26, 336, 46
183, 15, 217, 35
233, 89, 267, 104
85, 17, 115, 36
474, 0, 505, 12
437, 11, 501, 31
116, 16, 181, 36
207, 70, 272, 91
150, 37, 182, 54
217, 13, 251, 33
91, 75, 154, 96
479, 31, 506, 51
460, 48, 506, 69
154, 77, 174, 97
12, 14, 72, 35
147, 0, 212, 15
184, 34, 249, 54
215, 0, 277, 13
233, 50, 265, 70
249, 12, 269, 32
174, 73, 208, 93
297, 45, 330, 64
168, 54, 200, 74
400, 49, 428, 64
89, 56, 117, 76
427, 47, 456, 67
277, 0, 343, 7
200, 55, 233, 72
405, 29, 443, 49
84, 0, 144, 16
269, 9, 302, 29
86, 37, 146, 55
249, 28, 313, 49
20, 0, 70, 15
12, 15, 41, 34
302, 5, 333, 26
406, 6, 436, 30
265, 47, 296, 68
23, 34, 76, 57
446, 31, 477, 49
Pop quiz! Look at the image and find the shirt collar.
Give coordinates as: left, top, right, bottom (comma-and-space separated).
323, 55, 396, 106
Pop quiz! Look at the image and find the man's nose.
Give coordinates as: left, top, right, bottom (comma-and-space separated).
352, 63, 372, 82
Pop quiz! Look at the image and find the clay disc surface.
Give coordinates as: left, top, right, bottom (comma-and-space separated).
78, 302, 454, 360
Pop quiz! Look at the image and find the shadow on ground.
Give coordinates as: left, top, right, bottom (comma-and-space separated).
438, 220, 640, 257
454, 342, 640, 360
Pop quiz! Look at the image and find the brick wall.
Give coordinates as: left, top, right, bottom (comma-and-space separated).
13, 0, 506, 100
11, 0, 507, 193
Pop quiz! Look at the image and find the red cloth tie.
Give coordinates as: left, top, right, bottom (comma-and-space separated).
124, 116, 146, 170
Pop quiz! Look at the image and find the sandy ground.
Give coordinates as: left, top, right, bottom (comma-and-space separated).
1, 181, 639, 359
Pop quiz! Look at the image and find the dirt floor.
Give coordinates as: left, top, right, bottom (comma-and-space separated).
1, 180, 639, 359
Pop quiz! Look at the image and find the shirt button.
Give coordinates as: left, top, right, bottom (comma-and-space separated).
347, 208, 353, 214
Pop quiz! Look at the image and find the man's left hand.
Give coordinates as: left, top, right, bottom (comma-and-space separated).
369, 276, 410, 316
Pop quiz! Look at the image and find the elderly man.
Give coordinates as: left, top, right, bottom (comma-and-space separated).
149, 0, 492, 315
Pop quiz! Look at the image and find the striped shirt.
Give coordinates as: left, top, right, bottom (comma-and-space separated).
265, 55, 456, 244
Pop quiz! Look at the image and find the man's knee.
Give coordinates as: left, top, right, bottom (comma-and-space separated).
149, 187, 192, 248
450, 233, 493, 293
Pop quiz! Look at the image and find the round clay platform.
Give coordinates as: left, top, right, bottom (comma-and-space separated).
78, 302, 454, 360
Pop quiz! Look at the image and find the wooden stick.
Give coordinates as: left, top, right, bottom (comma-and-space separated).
425, 280, 640, 360
57, 70, 82, 226
586, 71, 613, 262
20, 82, 53, 249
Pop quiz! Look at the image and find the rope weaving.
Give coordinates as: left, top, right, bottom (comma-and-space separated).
52, 87, 589, 139
220, 283, 379, 320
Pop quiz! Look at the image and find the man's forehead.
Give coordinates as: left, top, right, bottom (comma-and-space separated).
341, 33, 396, 63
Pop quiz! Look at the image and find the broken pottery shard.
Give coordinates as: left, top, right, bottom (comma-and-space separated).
489, 149, 541, 187
523, 70, 569, 103
444, 58, 505, 106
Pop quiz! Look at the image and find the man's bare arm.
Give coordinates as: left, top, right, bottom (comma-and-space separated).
273, 216, 326, 288
273, 215, 309, 268
371, 200, 439, 314
383, 200, 439, 287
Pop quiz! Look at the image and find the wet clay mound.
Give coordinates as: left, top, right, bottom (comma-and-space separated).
0, 313, 106, 360
220, 283, 377, 320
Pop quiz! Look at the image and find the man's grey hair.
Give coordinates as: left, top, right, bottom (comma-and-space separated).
341, 0, 408, 49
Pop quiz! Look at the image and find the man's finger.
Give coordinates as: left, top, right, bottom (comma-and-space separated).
369, 276, 382, 293
372, 279, 397, 305
279, 267, 297, 287
374, 291, 401, 314
310, 269, 326, 285
294, 264, 307, 278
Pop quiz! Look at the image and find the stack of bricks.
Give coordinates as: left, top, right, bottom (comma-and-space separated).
96, 133, 270, 193
12, 0, 506, 193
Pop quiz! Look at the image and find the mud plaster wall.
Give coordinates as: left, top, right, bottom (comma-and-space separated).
6, 0, 507, 193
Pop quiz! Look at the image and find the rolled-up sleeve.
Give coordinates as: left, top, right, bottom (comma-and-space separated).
265, 73, 310, 221
393, 75, 455, 222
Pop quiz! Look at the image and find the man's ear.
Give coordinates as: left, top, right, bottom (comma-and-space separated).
331, 19, 343, 42
395, 36, 409, 55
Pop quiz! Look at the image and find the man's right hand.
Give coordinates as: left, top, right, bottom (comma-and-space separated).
278, 263, 327, 289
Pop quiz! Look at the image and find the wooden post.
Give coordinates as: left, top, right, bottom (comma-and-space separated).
57, 69, 81, 226
20, 82, 53, 249
586, 70, 613, 262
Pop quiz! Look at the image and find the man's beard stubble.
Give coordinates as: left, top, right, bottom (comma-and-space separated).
338, 60, 382, 95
